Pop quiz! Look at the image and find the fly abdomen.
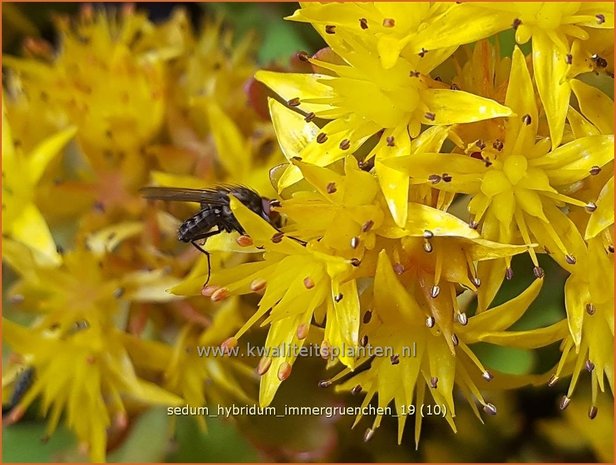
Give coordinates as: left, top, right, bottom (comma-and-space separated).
178, 207, 219, 242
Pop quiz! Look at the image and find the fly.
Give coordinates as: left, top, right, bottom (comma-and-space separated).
140, 185, 282, 284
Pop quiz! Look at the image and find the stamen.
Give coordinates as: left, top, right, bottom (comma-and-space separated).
430, 376, 438, 388
451, 334, 459, 346
585, 360, 595, 372
586, 303, 596, 315
272, 232, 284, 243
483, 403, 497, 415
386, 136, 395, 146
339, 139, 351, 150
334, 293, 344, 302
250, 278, 267, 292
393, 263, 405, 275
359, 17, 368, 29
297, 51, 310, 62
297, 323, 309, 339
533, 266, 545, 279
482, 371, 494, 381
512, 18, 522, 29
442, 173, 452, 182
351, 236, 360, 249
492, 139, 504, 151
457, 312, 468, 326
287, 97, 300, 107
585, 202, 597, 213
364, 428, 375, 442
363, 310, 372, 324
316, 132, 328, 144
559, 395, 571, 410
428, 174, 441, 184
326, 182, 337, 194
425, 112, 436, 121
390, 354, 400, 365
278, 362, 292, 381
505, 267, 514, 280
304, 277, 315, 289
318, 379, 332, 388
565, 254, 576, 265
589, 165, 601, 175
211, 288, 230, 302
202, 285, 220, 297
304, 112, 316, 122
325, 25, 336, 34
350, 258, 361, 267
382, 18, 395, 27
409, 70, 420, 78
361, 334, 369, 346
430, 285, 440, 298
351, 385, 363, 395
588, 405, 598, 419
596, 14, 605, 24
361, 220, 374, 232
425, 316, 435, 328
221, 337, 238, 354
419, 48, 428, 57
547, 374, 559, 387
423, 238, 433, 253
469, 219, 479, 229
236, 235, 253, 247
566, 54, 573, 65
257, 357, 272, 375
522, 114, 532, 125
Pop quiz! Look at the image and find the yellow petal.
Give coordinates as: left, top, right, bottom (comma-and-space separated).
570, 79, 614, 135
477, 320, 569, 348
28, 126, 77, 185
564, 274, 589, 346
541, 135, 614, 185
380, 202, 481, 239
269, 98, 318, 162
229, 195, 305, 255
586, 177, 614, 239
422, 89, 512, 125
86, 222, 143, 257
10, 203, 61, 267
255, 71, 335, 114
464, 278, 543, 339
505, 47, 538, 153
531, 30, 570, 149
206, 102, 249, 178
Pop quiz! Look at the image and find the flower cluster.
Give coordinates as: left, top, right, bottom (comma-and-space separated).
2, 2, 614, 461
182, 1, 613, 447
3, 6, 273, 461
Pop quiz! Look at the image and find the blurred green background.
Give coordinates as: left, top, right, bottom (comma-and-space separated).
2, 3, 611, 462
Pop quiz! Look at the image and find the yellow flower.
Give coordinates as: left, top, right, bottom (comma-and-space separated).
2, 107, 76, 267
427, 2, 614, 148
4, 6, 173, 154
121, 299, 254, 431
4, 319, 182, 463
331, 251, 565, 446
384, 47, 614, 310
173, 194, 360, 407
256, 3, 513, 198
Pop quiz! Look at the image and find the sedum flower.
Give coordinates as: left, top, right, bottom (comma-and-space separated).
173, 194, 360, 407
2, 107, 76, 267
4, 319, 183, 462
543, 87, 613, 414
424, 2, 614, 148
3, 5, 174, 154
332, 252, 566, 446
384, 47, 614, 310
255, 3, 513, 206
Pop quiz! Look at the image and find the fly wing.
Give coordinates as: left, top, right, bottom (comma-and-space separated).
140, 186, 229, 205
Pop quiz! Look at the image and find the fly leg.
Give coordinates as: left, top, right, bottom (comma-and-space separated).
190, 227, 223, 285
